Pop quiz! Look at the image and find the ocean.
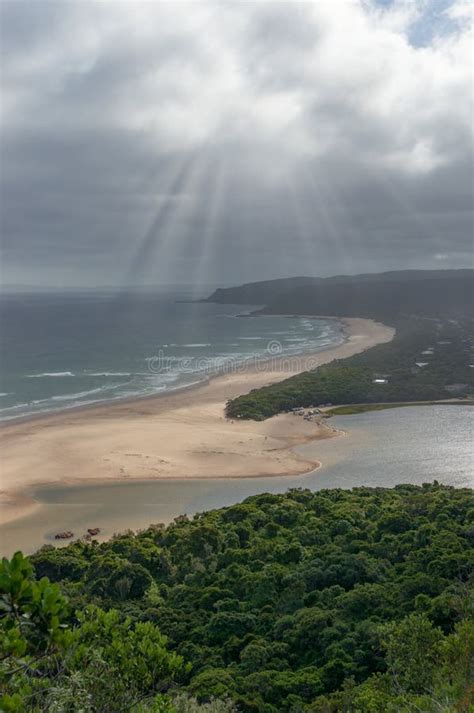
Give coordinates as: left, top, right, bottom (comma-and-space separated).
0, 289, 344, 421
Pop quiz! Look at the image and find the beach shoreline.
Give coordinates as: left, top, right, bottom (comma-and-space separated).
0, 317, 394, 531
0, 313, 347, 428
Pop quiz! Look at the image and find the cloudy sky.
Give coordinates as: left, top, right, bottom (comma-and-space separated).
1, 0, 472, 288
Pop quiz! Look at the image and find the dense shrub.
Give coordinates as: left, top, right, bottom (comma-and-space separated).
13, 483, 473, 712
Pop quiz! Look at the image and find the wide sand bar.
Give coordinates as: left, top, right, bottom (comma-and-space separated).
0, 318, 394, 527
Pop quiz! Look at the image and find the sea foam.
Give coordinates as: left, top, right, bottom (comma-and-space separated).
26, 372, 75, 378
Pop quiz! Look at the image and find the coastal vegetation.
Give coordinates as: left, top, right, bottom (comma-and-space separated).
2, 484, 473, 711
226, 318, 473, 421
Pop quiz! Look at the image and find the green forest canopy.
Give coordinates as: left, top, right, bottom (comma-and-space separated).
2, 484, 473, 712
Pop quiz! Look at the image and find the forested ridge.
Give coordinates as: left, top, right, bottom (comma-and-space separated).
207, 270, 474, 323
2, 484, 473, 711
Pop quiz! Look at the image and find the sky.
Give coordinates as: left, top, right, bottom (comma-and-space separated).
1, 0, 473, 288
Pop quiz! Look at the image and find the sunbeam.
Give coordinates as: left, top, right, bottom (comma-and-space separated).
122, 152, 200, 286
288, 163, 354, 276
190, 151, 228, 290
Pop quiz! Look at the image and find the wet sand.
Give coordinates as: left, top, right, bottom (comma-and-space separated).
0, 318, 394, 530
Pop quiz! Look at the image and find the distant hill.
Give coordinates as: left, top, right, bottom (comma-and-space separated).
206, 269, 474, 320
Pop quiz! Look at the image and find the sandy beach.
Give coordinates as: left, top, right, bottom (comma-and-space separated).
0, 318, 394, 527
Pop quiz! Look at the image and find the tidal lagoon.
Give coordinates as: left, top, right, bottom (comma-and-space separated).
1, 405, 471, 556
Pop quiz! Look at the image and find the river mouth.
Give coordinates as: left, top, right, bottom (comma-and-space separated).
1, 405, 472, 557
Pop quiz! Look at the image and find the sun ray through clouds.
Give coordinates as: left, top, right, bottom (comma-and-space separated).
288, 163, 353, 276
190, 151, 228, 291
121, 150, 207, 288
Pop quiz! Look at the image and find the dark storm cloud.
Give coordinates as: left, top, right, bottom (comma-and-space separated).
1, 0, 472, 287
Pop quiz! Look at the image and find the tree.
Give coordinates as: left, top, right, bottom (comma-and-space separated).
0, 552, 185, 712
381, 614, 443, 694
